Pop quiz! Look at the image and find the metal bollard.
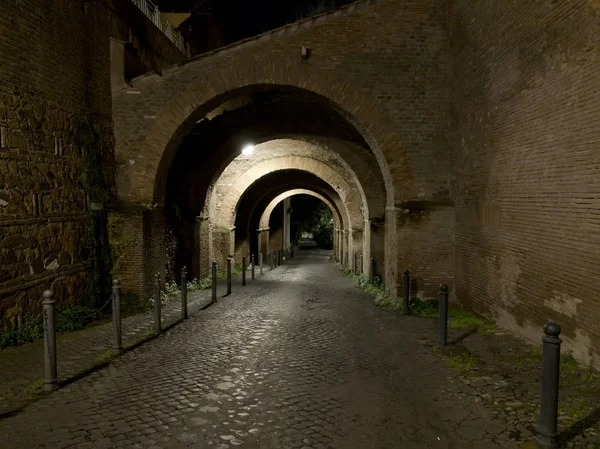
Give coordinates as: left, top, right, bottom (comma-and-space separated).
360, 254, 364, 274
154, 273, 161, 332
369, 258, 375, 284
181, 267, 188, 320
211, 262, 217, 303
259, 253, 263, 275
278, 249, 281, 266
354, 253, 358, 274
536, 322, 562, 449
251, 254, 255, 280
242, 256, 246, 286
291, 245, 294, 258
226, 258, 232, 295
112, 279, 123, 351
438, 284, 449, 347
43, 289, 58, 392
403, 270, 410, 315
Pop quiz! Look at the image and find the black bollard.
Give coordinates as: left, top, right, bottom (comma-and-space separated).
438, 284, 448, 347
251, 254, 255, 280
291, 245, 294, 258
259, 253, 263, 275
242, 256, 246, 286
369, 258, 375, 284
226, 258, 232, 295
536, 322, 562, 449
354, 253, 358, 274
154, 273, 161, 332
112, 279, 123, 350
403, 270, 410, 315
360, 254, 364, 274
211, 262, 217, 303
278, 249, 281, 266
43, 289, 58, 392
181, 267, 188, 320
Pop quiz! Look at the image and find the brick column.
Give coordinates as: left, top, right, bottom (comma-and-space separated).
108, 206, 165, 307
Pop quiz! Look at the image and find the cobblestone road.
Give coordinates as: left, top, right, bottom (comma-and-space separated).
0, 251, 516, 449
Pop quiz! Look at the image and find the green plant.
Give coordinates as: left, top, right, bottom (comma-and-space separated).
0, 305, 106, 349
444, 352, 480, 375
98, 349, 115, 363
31, 378, 44, 392
55, 306, 100, 332
145, 281, 182, 312
448, 307, 497, 334
143, 327, 158, 339
410, 298, 439, 317
346, 272, 403, 312
186, 277, 212, 291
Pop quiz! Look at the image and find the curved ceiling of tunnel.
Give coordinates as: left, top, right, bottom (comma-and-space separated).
162, 89, 388, 220
229, 170, 350, 235
205, 138, 368, 223
259, 189, 341, 231
209, 151, 364, 232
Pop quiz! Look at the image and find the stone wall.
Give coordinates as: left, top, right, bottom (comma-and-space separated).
0, 0, 115, 328
450, 0, 600, 366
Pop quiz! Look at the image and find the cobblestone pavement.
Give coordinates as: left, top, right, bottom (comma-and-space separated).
0, 250, 517, 449
0, 276, 234, 416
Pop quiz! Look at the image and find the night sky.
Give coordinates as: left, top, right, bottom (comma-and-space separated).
155, 0, 354, 43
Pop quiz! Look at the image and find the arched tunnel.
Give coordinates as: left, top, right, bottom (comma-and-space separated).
3, 0, 600, 446
121, 86, 392, 302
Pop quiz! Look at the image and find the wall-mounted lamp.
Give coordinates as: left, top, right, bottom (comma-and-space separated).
242, 144, 254, 156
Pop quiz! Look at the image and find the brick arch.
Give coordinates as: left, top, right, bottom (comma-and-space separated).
259, 190, 342, 232
204, 135, 383, 221
211, 156, 365, 232
117, 60, 416, 208
205, 139, 369, 229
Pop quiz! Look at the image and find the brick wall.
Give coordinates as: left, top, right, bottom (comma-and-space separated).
450, 0, 600, 366
0, 0, 115, 328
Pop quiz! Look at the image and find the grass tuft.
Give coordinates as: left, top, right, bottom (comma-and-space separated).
444, 352, 480, 375
344, 272, 403, 312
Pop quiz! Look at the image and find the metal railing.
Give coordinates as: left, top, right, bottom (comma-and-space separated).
131, 0, 187, 55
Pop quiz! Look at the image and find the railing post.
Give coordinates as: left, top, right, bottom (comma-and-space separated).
43, 289, 58, 392
403, 270, 410, 315
369, 258, 375, 284
112, 279, 123, 351
211, 262, 217, 303
242, 256, 246, 286
181, 266, 188, 320
360, 254, 364, 274
438, 284, 449, 347
154, 273, 161, 332
536, 322, 562, 449
251, 254, 255, 280
259, 253, 263, 275
226, 258, 232, 295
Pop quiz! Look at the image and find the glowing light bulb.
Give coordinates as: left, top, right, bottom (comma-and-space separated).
242, 145, 254, 156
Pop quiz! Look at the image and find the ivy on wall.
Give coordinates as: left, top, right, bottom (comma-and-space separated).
78, 114, 113, 308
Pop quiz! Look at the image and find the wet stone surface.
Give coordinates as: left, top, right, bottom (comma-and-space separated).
0, 251, 520, 448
